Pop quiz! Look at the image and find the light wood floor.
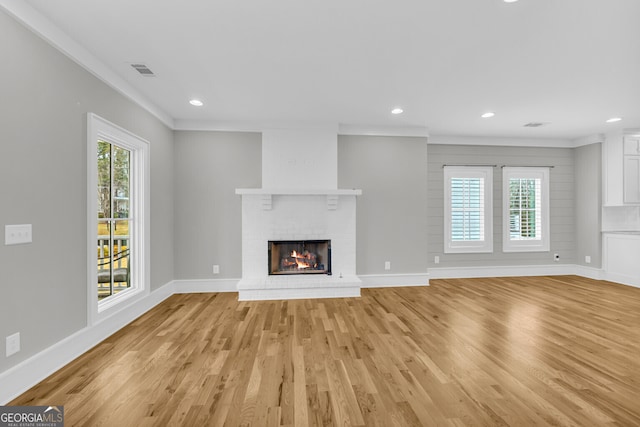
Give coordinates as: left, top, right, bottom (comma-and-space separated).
12, 276, 640, 426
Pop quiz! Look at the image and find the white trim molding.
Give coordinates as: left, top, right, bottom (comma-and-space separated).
444, 166, 494, 254
359, 273, 430, 288
428, 264, 577, 280
428, 135, 574, 148
173, 279, 239, 294
574, 265, 605, 281
87, 113, 151, 325
502, 167, 550, 253
338, 124, 429, 138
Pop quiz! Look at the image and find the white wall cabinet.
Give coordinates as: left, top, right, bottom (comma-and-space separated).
623, 137, 640, 204
604, 134, 640, 205
624, 137, 640, 155
624, 155, 640, 203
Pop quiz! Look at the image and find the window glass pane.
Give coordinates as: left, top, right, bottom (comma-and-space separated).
96, 219, 131, 300
508, 178, 541, 240
112, 145, 130, 219
112, 219, 131, 295
97, 219, 112, 300
97, 140, 111, 219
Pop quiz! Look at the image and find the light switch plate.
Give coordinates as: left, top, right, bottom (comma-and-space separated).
5, 224, 32, 245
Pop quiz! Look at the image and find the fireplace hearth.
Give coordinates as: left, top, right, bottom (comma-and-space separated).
268, 240, 331, 275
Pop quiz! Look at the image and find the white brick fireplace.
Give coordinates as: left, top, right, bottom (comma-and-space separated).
236, 127, 362, 300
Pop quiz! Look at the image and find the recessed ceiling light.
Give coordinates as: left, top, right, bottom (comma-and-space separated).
481, 112, 495, 118
606, 117, 622, 123
391, 108, 403, 115
189, 99, 204, 107
504, 0, 519, 3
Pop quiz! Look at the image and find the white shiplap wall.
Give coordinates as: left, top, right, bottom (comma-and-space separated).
427, 144, 575, 268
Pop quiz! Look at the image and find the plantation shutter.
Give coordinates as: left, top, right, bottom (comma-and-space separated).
450, 177, 484, 241
444, 166, 493, 254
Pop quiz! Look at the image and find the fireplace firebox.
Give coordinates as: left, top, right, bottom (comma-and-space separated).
268, 240, 331, 275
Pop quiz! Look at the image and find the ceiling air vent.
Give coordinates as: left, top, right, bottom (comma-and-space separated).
523, 122, 549, 128
130, 63, 155, 77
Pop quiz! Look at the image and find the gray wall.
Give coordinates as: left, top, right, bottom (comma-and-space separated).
338, 135, 429, 275
0, 10, 174, 372
427, 144, 575, 268
173, 131, 261, 279
574, 143, 602, 267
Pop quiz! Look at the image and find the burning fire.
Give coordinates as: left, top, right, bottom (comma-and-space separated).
291, 250, 314, 269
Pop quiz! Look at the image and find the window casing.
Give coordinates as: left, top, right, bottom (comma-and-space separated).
502, 167, 550, 252
444, 166, 493, 253
87, 113, 150, 324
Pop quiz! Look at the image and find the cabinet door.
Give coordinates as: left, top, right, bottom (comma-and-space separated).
624, 155, 640, 203
624, 137, 640, 155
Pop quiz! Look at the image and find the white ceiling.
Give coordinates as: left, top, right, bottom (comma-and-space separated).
7, 0, 640, 139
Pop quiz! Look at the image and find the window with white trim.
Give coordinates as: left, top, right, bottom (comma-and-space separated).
444, 166, 493, 253
502, 167, 550, 252
87, 113, 150, 324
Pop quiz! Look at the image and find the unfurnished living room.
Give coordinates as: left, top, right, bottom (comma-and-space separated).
1, 0, 640, 426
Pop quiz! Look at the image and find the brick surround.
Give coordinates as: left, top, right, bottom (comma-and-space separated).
235, 190, 361, 300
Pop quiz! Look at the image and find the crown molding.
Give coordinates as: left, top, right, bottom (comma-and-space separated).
571, 134, 605, 147
428, 134, 574, 148
174, 120, 430, 138
338, 124, 429, 138
174, 119, 340, 133
0, 0, 174, 129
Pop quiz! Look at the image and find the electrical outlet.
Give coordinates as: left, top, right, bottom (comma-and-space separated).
6, 333, 20, 357
434, 256, 440, 264
384, 261, 391, 270
213, 265, 220, 274
585, 255, 591, 264
554, 253, 560, 262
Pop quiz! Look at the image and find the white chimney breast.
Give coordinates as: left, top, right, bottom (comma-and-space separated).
262, 128, 338, 190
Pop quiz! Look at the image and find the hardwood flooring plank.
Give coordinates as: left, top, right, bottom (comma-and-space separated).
10, 277, 640, 426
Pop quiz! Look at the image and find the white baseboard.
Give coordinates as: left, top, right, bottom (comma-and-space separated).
173, 278, 239, 293
0, 281, 175, 405
427, 264, 577, 280
359, 273, 430, 288
574, 265, 605, 281
427, 264, 639, 287
600, 272, 640, 288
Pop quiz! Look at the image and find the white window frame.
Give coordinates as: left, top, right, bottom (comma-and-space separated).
444, 166, 493, 253
502, 167, 550, 253
87, 113, 150, 325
